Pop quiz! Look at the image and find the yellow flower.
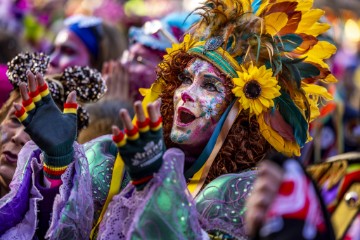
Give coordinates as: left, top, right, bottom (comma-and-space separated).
135, 79, 164, 123
232, 64, 281, 116
163, 34, 197, 61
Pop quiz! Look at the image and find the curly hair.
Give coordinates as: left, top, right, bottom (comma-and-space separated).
157, 50, 270, 183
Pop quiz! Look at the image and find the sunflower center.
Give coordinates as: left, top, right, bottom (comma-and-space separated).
244, 80, 262, 99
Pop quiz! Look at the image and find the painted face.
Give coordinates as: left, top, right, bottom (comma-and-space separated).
171, 58, 230, 152
0, 101, 31, 191
47, 29, 91, 75
121, 43, 163, 100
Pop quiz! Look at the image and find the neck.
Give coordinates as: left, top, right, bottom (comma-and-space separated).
175, 143, 206, 172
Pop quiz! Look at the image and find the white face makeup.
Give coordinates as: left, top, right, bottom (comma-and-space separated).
47, 29, 91, 75
171, 58, 230, 152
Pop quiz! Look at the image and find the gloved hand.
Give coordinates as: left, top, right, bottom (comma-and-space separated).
14, 71, 78, 179
112, 100, 164, 190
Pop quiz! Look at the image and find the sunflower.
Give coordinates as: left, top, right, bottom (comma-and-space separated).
232, 63, 281, 116
163, 34, 197, 61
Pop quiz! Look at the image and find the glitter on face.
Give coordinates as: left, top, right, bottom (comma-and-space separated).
171, 58, 230, 152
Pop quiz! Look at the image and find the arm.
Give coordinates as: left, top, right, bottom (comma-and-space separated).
14, 71, 78, 187
112, 100, 163, 190
97, 101, 204, 239
1, 71, 93, 239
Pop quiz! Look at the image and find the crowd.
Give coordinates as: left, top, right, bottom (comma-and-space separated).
0, 0, 359, 239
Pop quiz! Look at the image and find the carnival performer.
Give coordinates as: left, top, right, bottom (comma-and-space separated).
122, 11, 200, 101
47, 15, 126, 75
77, 12, 200, 143
0, 0, 337, 239
0, 53, 105, 230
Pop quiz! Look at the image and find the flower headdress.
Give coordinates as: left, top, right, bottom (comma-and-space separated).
142, 0, 336, 157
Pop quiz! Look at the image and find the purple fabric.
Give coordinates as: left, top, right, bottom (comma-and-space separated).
0, 150, 37, 234
0, 141, 93, 240
45, 142, 93, 239
0, 142, 43, 239
35, 170, 60, 239
97, 148, 203, 239
320, 181, 340, 206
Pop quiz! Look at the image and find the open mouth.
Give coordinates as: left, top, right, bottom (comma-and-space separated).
2, 151, 17, 163
177, 107, 196, 126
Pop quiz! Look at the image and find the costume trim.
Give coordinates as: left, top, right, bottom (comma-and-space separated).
187, 101, 240, 197
188, 43, 240, 78
90, 153, 125, 238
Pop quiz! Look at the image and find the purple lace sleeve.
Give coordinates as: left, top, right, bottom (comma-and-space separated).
0, 141, 94, 240
97, 148, 204, 240
0, 141, 42, 239
46, 142, 94, 239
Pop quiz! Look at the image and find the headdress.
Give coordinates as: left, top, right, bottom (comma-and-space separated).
6, 52, 106, 131
128, 12, 200, 52
65, 15, 104, 58
142, 0, 337, 157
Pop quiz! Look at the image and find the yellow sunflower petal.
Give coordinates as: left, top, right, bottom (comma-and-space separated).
259, 96, 271, 108
253, 100, 263, 115
258, 114, 301, 156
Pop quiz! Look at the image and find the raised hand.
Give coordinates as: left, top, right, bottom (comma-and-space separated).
102, 60, 130, 101
13, 71, 78, 178
112, 100, 163, 189
245, 156, 335, 239
245, 160, 284, 237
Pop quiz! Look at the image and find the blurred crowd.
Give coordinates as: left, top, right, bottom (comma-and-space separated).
0, 0, 200, 142
0, 0, 360, 239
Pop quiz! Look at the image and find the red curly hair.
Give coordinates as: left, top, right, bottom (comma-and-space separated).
157, 49, 270, 183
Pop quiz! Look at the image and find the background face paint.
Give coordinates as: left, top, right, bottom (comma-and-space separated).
0, 101, 31, 189
170, 58, 230, 152
121, 43, 163, 100
47, 29, 91, 75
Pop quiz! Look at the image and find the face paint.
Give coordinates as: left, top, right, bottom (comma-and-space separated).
47, 29, 91, 75
121, 43, 163, 100
171, 58, 231, 154
0, 100, 31, 189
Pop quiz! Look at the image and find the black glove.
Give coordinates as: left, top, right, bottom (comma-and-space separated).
113, 117, 164, 189
15, 73, 77, 179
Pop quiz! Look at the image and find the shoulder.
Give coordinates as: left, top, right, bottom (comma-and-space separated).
83, 135, 118, 211
195, 170, 257, 238
197, 170, 257, 202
